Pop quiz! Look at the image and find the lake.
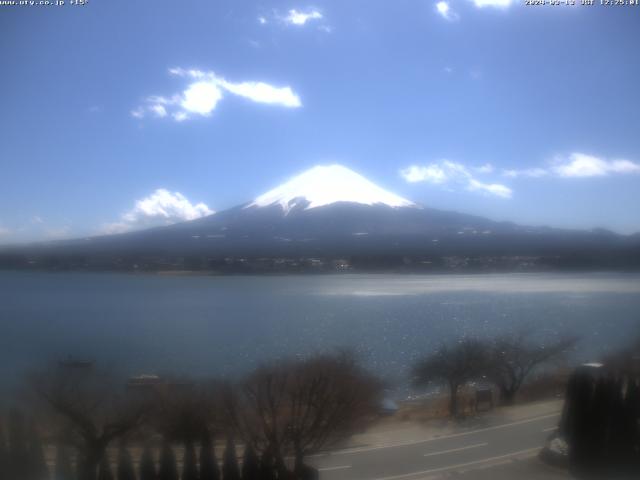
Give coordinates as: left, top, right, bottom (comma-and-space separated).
1, 271, 639, 395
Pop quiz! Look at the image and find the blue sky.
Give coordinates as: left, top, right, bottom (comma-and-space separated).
1, 0, 639, 242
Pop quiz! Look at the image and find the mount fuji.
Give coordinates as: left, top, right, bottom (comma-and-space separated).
2, 165, 639, 272
247, 164, 416, 213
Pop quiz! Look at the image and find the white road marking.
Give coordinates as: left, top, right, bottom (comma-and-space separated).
312, 412, 560, 457
373, 447, 541, 480
423, 442, 487, 457
318, 465, 351, 472
542, 426, 557, 432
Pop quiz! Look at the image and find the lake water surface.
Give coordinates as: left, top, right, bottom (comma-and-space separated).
1, 271, 639, 394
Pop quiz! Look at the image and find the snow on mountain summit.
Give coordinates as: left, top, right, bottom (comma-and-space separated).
247, 164, 416, 213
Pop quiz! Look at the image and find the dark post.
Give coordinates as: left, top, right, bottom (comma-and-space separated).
199, 431, 219, 480
222, 437, 240, 480
138, 445, 156, 480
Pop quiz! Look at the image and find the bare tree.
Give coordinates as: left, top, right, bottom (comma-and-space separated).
413, 339, 488, 417
286, 353, 381, 474
238, 363, 290, 476
227, 353, 382, 476
32, 364, 147, 480
486, 333, 578, 405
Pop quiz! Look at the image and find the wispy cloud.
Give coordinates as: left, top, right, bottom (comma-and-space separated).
435, 1, 459, 21
149, 104, 168, 118
101, 189, 214, 235
400, 161, 512, 198
132, 68, 301, 121
503, 167, 549, 178
503, 153, 640, 179
467, 178, 512, 198
475, 163, 494, 174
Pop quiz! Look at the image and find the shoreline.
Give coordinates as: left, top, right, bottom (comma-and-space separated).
2, 266, 640, 278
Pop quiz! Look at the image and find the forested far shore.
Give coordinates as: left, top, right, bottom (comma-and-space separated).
2, 250, 640, 274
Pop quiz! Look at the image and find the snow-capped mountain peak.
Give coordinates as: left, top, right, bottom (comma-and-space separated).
247, 164, 416, 213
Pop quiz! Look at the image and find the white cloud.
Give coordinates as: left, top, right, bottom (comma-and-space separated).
0, 226, 11, 238
436, 1, 459, 21
181, 81, 223, 116
552, 152, 640, 178
400, 160, 512, 198
470, 0, 513, 8
503, 153, 640, 179
218, 80, 301, 108
259, 9, 330, 31
284, 9, 323, 26
101, 189, 214, 235
400, 164, 448, 184
133, 69, 301, 122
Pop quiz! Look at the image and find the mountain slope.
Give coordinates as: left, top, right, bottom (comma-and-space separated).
1, 164, 639, 271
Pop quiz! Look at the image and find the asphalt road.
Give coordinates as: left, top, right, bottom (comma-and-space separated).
309, 412, 561, 480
